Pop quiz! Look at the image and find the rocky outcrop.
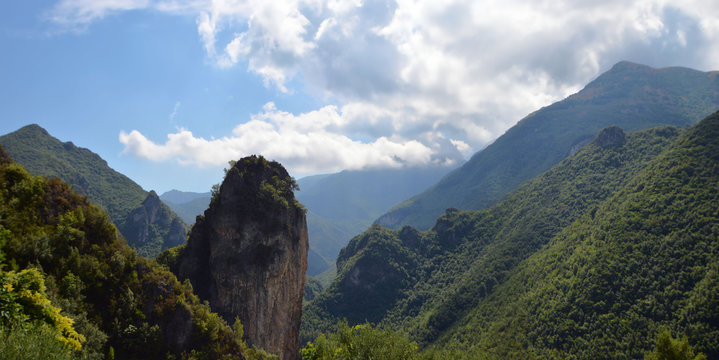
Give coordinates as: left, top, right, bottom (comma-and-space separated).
593, 125, 626, 148
121, 191, 188, 257
175, 156, 308, 360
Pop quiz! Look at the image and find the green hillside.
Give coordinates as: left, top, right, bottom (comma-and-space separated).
0, 145, 271, 359
378, 62, 719, 230
0, 124, 188, 257
297, 166, 456, 275
443, 110, 719, 358
303, 111, 719, 358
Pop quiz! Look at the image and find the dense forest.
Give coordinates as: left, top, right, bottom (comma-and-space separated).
302, 111, 719, 359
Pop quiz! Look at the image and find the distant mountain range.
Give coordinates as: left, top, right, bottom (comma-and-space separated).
0, 125, 188, 257
377, 61, 719, 230
160, 190, 212, 225
303, 111, 719, 358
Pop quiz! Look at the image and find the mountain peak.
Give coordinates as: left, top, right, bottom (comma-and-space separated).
18, 123, 50, 136
142, 190, 161, 206
609, 60, 651, 72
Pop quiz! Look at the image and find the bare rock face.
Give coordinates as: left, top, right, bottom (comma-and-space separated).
175, 156, 308, 360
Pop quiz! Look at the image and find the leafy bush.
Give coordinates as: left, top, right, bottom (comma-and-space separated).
0, 321, 80, 360
0, 268, 84, 351
302, 321, 418, 360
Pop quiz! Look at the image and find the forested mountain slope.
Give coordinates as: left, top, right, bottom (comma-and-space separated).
297, 166, 456, 275
377, 61, 719, 230
303, 111, 719, 358
442, 110, 719, 358
0, 124, 188, 257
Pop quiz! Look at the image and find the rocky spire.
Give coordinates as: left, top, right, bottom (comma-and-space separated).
174, 155, 308, 360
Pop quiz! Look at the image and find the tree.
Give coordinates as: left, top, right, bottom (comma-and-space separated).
644, 328, 706, 360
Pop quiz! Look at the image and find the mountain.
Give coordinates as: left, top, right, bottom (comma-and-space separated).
166, 155, 308, 360
0, 124, 188, 257
296, 166, 457, 275
160, 189, 212, 204
303, 111, 719, 358
0, 145, 271, 359
161, 165, 456, 277
377, 61, 719, 230
160, 190, 211, 225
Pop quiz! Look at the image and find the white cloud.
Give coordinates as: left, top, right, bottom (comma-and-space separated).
119, 102, 460, 174
49, 0, 719, 173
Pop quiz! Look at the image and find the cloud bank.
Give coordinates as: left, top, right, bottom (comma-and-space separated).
52, 0, 719, 174
119, 102, 463, 174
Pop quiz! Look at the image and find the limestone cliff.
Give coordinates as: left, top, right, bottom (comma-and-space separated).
175, 156, 308, 360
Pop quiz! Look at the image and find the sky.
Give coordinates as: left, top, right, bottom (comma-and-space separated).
1, 0, 718, 193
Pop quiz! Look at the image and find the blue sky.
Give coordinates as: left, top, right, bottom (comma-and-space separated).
1, 0, 718, 193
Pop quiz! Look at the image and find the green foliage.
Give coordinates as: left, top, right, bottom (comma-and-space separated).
0, 125, 188, 258
379, 62, 719, 230
304, 125, 683, 345
0, 268, 85, 351
0, 321, 81, 360
644, 328, 706, 360
0, 149, 255, 359
304, 112, 719, 359
0, 125, 146, 228
297, 166, 455, 275
209, 156, 305, 231
301, 321, 418, 360
304, 276, 324, 303
157, 243, 187, 270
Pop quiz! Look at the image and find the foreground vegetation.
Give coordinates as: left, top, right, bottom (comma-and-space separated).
0, 146, 271, 359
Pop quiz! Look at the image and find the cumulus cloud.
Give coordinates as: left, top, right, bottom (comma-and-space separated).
50, 0, 719, 173
119, 102, 462, 174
